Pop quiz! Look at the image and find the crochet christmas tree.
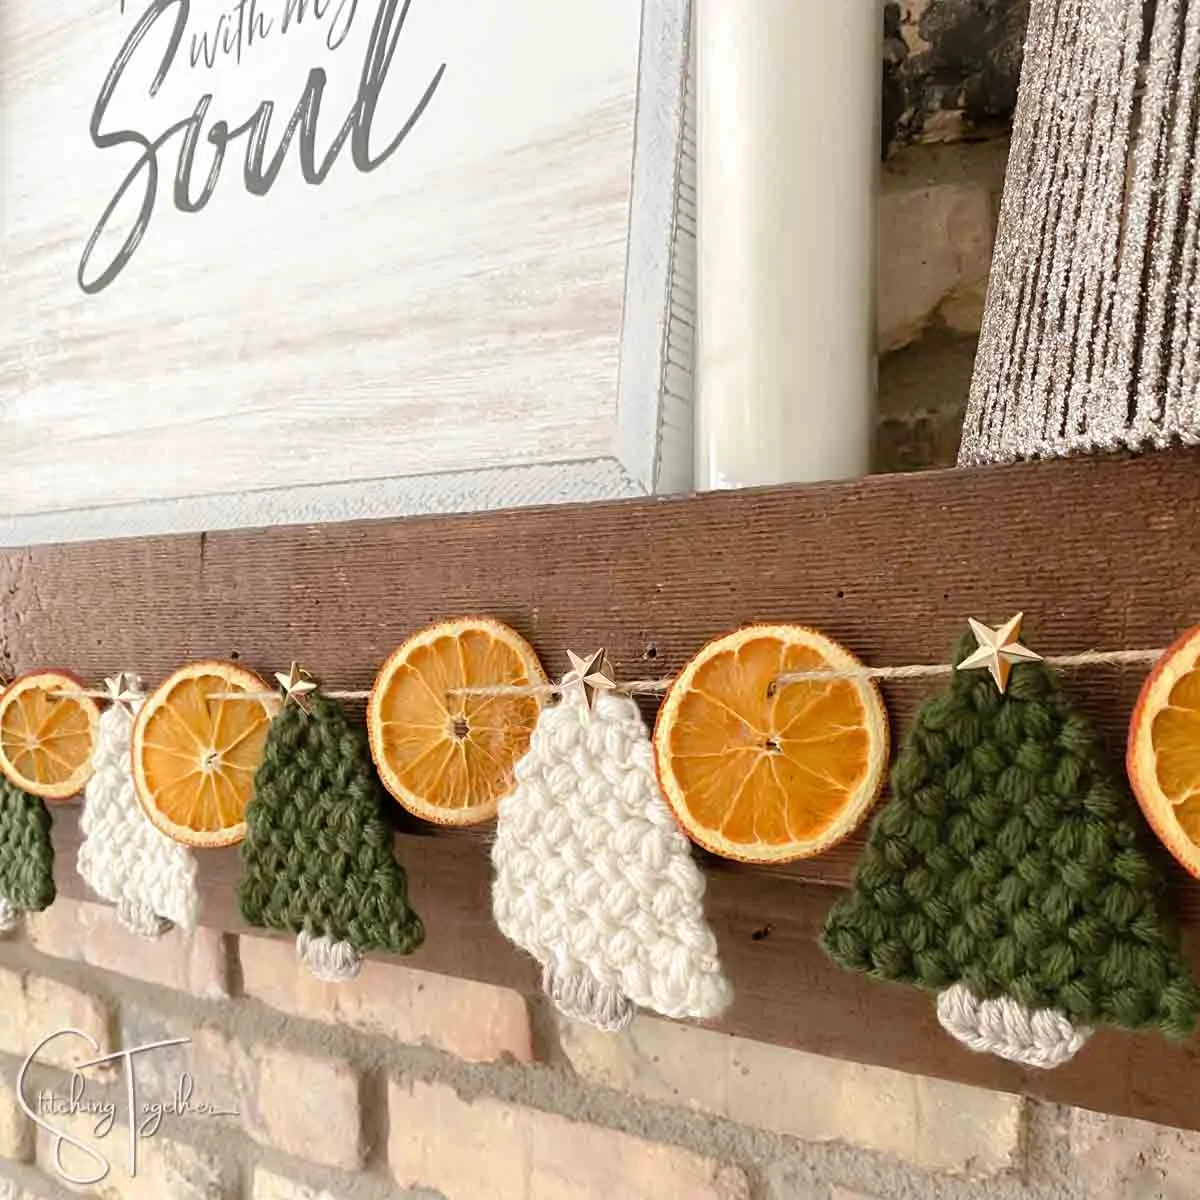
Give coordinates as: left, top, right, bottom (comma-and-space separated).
0, 777, 55, 934
238, 694, 424, 980
78, 700, 200, 938
822, 637, 1199, 1069
492, 676, 732, 1031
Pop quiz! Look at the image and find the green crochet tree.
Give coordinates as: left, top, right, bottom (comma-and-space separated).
0, 778, 55, 933
822, 636, 1199, 1070
238, 695, 424, 980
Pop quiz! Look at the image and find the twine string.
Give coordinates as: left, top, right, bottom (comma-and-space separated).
209, 678, 680, 701
46, 647, 1166, 703
775, 647, 1164, 686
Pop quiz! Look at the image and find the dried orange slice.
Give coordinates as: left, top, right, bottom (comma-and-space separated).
653, 625, 889, 863
131, 662, 280, 848
368, 617, 547, 826
1128, 625, 1200, 878
0, 671, 101, 800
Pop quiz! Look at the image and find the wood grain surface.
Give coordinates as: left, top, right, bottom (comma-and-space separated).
1, 0, 692, 539
7, 448, 1200, 1127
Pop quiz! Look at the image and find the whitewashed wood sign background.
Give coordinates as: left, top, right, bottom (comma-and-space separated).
0, 0, 694, 544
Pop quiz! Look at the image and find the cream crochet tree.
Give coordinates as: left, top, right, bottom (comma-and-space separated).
492, 677, 732, 1030
78, 700, 200, 937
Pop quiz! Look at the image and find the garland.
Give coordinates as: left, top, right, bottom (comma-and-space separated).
0, 612, 1197, 1064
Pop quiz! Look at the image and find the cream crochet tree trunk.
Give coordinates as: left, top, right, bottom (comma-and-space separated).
78, 701, 200, 937
492, 679, 732, 1031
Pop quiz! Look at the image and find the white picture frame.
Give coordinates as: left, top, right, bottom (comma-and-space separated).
0, 0, 695, 545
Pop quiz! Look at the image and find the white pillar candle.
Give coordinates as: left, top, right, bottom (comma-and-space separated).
694, 0, 880, 489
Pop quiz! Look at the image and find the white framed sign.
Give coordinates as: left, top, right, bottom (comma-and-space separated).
0, 0, 694, 545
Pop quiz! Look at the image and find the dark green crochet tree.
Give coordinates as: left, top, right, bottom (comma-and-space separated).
822, 636, 1199, 1048
239, 695, 423, 974
0, 778, 55, 924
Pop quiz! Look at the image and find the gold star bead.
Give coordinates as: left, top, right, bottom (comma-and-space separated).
104, 672, 143, 708
565, 648, 618, 713
956, 613, 1043, 694
275, 662, 318, 712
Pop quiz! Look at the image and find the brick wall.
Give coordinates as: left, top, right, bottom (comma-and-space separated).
884, 0, 1028, 151
875, 139, 1006, 472
1, 898, 1199, 1200
875, 0, 1029, 473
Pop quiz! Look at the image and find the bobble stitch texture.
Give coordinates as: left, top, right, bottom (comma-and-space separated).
822, 636, 1199, 1060
78, 701, 199, 936
238, 695, 424, 970
0, 777, 54, 928
492, 681, 732, 1028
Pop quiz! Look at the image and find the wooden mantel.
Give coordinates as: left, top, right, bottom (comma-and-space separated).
4, 448, 1200, 1130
